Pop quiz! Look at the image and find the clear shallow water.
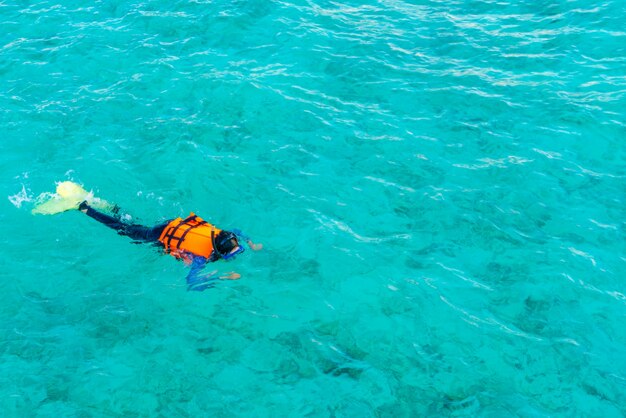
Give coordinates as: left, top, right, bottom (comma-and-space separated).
1, 0, 625, 416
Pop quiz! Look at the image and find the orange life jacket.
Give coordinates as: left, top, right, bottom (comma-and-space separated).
158, 213, 221, 259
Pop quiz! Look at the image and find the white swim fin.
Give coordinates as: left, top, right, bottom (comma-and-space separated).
32, 181, 113, 215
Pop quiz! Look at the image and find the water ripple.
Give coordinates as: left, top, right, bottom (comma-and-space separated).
2, 0, 625, 416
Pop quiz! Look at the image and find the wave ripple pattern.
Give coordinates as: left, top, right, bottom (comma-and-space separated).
1, 0, 625, 416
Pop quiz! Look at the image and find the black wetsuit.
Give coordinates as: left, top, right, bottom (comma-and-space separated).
83, 205, 170, 243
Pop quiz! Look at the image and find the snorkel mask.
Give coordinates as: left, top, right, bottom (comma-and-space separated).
211, 230, 245, 260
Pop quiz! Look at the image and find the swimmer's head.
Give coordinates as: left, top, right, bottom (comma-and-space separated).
215, 230, 244, 260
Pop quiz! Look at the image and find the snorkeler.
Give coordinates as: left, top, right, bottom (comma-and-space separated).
32, 181, 262, 291
78, 201, 262, 291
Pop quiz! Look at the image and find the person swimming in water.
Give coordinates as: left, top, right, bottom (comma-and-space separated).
78, 201, 262, 291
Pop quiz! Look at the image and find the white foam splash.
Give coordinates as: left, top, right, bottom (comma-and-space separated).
8, 185, 32, 208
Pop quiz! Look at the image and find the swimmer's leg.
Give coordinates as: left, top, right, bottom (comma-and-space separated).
80, 202, 168, 243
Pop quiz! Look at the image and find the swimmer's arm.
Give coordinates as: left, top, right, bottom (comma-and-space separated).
233, 229, 263, 251
186, 256, 218, 291
185, 256, 241, 291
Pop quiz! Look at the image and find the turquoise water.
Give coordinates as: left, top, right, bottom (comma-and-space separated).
1, 0, 625, 416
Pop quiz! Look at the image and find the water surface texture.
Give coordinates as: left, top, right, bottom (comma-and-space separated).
2, 0, 625, 416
